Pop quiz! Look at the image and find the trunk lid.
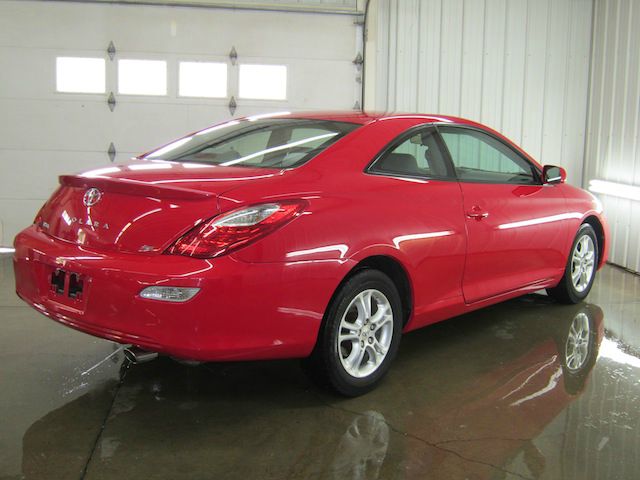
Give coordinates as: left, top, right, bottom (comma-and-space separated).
36, 161, 280, 254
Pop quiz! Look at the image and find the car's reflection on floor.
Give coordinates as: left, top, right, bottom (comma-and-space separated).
18, 298, 614, 479
394, 300, 603, 479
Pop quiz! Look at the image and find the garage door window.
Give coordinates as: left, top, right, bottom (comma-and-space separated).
239, 64, 287, 100
56, 57, 105, 93
179, 61, 227, 98
118, 59, 167, 96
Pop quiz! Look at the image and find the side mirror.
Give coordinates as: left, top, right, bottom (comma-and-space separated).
543, 165, 566, 184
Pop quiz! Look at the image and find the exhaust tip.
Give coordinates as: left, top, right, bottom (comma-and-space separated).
124, 346, 158, 364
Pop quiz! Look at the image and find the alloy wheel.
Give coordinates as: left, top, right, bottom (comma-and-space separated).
337, 289, 394, 378
565, 312, 591, 372
571, 234, 596, 293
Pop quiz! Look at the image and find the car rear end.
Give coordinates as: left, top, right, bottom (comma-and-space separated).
14, 222, 333, 361
13, 115, 365, 361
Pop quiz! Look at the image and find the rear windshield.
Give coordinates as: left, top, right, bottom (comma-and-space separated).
144, 118, 360, 168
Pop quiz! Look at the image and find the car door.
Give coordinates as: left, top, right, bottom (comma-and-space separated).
437, 125, 570, 304
366, 125, 467, 326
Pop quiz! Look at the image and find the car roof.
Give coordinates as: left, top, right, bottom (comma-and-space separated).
265, 111, 541, 168
250, 111, 483, 127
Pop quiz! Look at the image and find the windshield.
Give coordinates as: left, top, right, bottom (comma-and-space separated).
144, 118, 360, 168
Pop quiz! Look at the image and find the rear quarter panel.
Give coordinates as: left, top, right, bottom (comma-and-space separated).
220, 118, 468, 329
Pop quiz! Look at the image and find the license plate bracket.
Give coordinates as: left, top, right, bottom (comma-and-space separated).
68, 273, 84, 299
51, 269, 66, 294
49, 268, 86, 302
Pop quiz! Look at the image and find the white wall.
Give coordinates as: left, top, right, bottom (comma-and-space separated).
0, 0, 361, 245
77, 0, 361, 13
365, 0, 593, 186
584, 0, 640, 273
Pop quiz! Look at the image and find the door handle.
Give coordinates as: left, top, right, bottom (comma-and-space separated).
466, 209, 489, 220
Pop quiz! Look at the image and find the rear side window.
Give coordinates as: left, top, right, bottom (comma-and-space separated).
145, 119, 359, 169
369, 126, 452, 179
439, 127, 538, 184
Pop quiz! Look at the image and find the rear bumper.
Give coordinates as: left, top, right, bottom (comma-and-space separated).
14, 226, 351, 361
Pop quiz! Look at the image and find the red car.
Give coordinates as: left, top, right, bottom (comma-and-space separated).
13, 112, 608, 396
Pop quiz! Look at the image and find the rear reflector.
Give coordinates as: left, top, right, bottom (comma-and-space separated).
139, 286, 200, 302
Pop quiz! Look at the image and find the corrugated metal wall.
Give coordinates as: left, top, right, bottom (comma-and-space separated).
366, 0, 593, 185
584, 0, 640, 273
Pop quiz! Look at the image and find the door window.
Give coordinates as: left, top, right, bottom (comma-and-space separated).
369, 127, 452, 178
439, 127, 538, 184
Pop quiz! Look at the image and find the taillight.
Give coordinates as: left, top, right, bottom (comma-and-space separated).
168, 200, 307, 259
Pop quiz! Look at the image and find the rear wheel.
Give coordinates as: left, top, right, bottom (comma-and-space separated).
303, 270, 402, 396
547, 224, 598, 304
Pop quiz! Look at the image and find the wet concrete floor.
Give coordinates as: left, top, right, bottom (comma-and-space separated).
1, 254, 639, 479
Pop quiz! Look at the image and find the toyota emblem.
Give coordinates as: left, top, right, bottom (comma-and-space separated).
83, 188, 102, 207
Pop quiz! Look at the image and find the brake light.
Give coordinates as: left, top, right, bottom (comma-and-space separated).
168, 200, 307, 259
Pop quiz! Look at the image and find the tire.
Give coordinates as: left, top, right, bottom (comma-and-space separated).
302, 270, 403, 397
547, 224, 598, 304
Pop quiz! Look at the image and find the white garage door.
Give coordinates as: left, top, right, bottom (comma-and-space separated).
0, 0, 362, 245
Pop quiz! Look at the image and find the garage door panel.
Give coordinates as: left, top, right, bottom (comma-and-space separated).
228, 12, 355, 59
0, 47, 96, 100
0, 150, 110, 201
1, 2, 354, 62
0, 2, 114, 49
287, 60, 356, 107
1, 99, 112, 152
112, 103, 193, 153
0, 48, 111, 109
184, 106, 235, 133
0, 0, 358, 245
105, 9, 355, 60
232, 105, 291, 120
0, 199, 50, 245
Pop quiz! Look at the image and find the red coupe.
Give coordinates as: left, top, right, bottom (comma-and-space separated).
13, 112, 608, 395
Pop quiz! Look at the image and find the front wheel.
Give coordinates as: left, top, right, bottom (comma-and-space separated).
303, 270, 403, 396
547, 224, 598, 304
552, 307, 599, 394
